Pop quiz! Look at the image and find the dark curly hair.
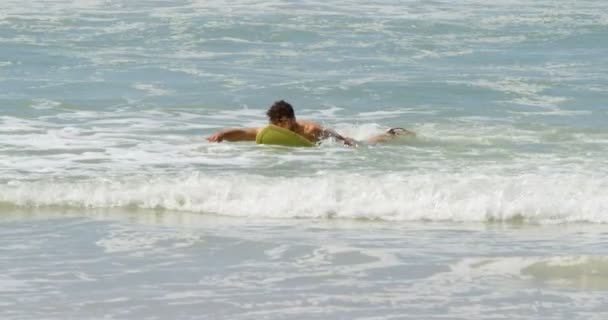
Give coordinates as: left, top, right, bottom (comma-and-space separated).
266, 100, 295, 123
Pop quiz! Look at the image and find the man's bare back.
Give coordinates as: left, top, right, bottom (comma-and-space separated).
291, 120, 330, 143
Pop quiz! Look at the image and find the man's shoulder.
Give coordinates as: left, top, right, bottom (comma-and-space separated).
297, 120, 322, 129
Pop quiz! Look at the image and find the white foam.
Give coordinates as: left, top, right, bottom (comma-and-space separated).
164, 66, 206, 77
2, 172, 606, 223
96, 228, 202, 254
29, 99, 61, 110
456, 77, 570, 109
443, 255, 608, 289
471, 35, 528, 44
101, 21, 146, 34
413, 49, 474, 60
132, 83, 174, 96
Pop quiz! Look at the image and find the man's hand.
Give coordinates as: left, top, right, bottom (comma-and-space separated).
207, 131, 225, 143
343, 137, 357, 147
321, 128, 356, 147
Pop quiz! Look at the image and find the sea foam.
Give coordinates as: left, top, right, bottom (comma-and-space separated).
2, 172, 606, 223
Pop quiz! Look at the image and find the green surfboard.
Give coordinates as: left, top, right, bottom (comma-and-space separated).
256, 125, 315, 147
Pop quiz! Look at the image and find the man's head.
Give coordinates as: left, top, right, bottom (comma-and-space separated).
266, 100, 296, 130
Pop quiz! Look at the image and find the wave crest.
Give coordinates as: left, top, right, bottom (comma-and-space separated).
2, 173, 606, 223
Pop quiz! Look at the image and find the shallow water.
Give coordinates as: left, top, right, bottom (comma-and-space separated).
2, 210, 608, 319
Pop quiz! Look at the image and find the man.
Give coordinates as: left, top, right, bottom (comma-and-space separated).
207, 100, 414, 146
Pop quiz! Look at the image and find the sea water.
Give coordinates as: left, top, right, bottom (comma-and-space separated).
1, 0, 607, 318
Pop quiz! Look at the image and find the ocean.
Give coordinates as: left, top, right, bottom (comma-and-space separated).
1, 0, 607, 318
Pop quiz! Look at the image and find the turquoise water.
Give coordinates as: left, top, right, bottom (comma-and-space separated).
1, 0, 608, 318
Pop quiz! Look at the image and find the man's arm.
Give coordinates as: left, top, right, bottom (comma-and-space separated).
207, 128, 259, 142
319, 128, 356, 146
